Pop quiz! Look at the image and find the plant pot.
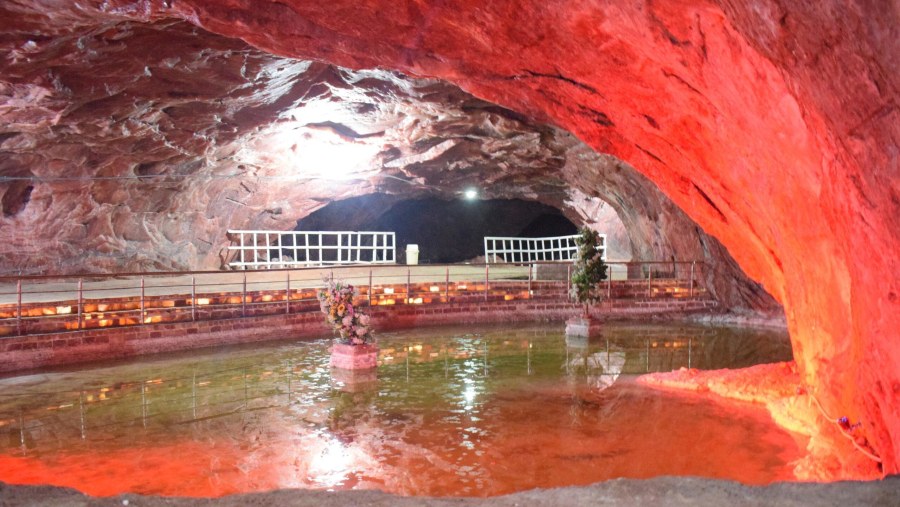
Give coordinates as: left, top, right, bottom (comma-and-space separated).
565, 316, 602, 337
330, 342, 378, 370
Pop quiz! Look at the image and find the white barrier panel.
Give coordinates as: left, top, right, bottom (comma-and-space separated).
483, 234, 606, 263
228, 230, 396, 269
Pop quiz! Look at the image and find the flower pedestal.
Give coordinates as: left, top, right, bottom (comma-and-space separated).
565, 316, 602, 338
330, 342, 379, 370
331, 366, 378, 393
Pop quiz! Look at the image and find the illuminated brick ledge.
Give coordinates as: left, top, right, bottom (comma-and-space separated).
0, 297, 717, 373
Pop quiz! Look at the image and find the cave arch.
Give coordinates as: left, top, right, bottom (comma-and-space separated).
152, 0, 899, 470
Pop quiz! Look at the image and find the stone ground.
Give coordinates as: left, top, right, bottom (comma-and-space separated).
2, 477, 899, 507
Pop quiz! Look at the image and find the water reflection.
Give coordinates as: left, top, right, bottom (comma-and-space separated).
0, 322, 796, 497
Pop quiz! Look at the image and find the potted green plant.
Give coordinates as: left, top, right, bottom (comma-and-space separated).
318, 276, 378, 370
566, 227, 608, 337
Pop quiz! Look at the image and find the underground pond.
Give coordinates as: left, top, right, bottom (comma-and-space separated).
0, 322, 800, 497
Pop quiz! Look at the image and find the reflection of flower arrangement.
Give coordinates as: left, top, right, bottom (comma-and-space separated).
317, 277, 372, 345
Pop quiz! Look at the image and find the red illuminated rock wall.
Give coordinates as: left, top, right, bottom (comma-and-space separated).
143, 0, 896, 471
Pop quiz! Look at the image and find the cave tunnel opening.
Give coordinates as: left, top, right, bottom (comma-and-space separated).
295, 195, 579, 264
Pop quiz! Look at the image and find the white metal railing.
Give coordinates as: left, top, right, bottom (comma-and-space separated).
484, 234, 606, 263
228, 230, 396, 269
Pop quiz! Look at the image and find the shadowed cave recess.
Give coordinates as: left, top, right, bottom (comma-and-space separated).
0, 0, 897, 487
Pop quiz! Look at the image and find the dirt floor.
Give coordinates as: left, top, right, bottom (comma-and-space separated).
2, 477, 899, 506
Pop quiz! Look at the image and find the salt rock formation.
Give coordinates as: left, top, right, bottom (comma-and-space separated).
0, 4, 770, 309
0, 0, 897, 473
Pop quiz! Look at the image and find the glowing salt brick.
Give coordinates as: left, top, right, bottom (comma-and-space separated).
97, 304, 109, 312
504, 295, 515, 301
56, 306, 72, 314
429, 286, 440, 292
197, 298, 210, 306
383, 287, 394, 294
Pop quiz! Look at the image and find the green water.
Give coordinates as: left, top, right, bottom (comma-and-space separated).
0, 322, 798, 497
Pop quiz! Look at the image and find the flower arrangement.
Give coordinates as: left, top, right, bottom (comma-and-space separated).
570, 226, 608, 314
317, 277, 372, 345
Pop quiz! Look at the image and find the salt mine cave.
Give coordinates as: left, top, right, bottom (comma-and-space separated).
0, 0, 897, 505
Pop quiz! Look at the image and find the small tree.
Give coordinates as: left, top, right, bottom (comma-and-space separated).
570, 227, 608, 315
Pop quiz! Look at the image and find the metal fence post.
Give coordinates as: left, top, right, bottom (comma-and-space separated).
690, 261, 695, 297
140, 277, 146, 324
527, 263, 532, 296
286, 271, 291, 314
607, 269, 612, 300
647, 266, 652, 298
77, 279, 84, 329
445, 266, 450, 301
191, 276, 196, 321
15, 280, 22, 336
406, 267, 411, 304
368, 269, 373, 307
242, 273, 247, 317
566, 264, 571, 302
484, 264, 489, 302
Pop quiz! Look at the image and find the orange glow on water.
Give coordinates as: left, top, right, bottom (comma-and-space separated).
0, 323, 803, 498
0, 384, 804, 498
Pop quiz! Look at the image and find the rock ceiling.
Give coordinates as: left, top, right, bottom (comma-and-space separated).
0, 0, 897, 472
